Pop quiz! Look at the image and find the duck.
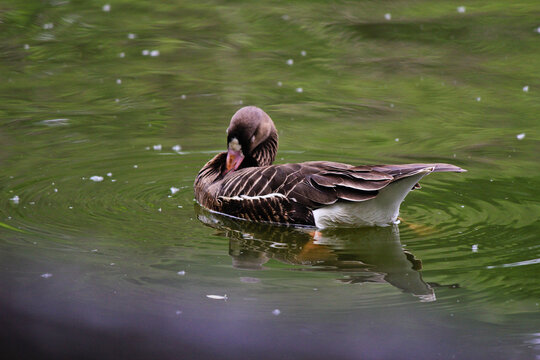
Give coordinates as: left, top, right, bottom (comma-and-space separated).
194, 106, 466, 228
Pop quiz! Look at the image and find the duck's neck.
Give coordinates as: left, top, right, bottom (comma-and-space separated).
251, 130, 278, 167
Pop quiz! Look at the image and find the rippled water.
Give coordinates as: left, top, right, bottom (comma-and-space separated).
1, 1, 539, 359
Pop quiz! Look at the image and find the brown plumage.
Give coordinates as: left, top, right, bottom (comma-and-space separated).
194, 106, 466, 228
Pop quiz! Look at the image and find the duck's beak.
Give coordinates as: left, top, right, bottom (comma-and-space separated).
224, 149, 244, 175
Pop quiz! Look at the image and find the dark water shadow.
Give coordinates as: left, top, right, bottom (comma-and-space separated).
195, 205, 436, 302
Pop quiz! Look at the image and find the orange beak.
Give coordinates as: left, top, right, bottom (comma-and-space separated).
224, 149, 244, 175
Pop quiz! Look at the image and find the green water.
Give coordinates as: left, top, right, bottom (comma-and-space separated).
1, 1, 539, 359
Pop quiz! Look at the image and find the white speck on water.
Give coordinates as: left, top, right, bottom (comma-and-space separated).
277, 81, 282, 87
272, 309, 281, 316
29, 201, 35, 205
536, 27, 540, 34
516, 133, 526, 140
150, 50, 160, 57
128, 33, 136, 39
490, 178, 494, 182
153, 144, 162, 151
384, 13, 391, 20
119, 52, 125, 58
110, 263, 115, 266
181, 94, 186, 100
115, 98, 120, 102
91, 249, 98, 252
116, 79, 122, 85
313, 288, 318, 291
177, 270, 186, 276
472, 244, 478, 252
41, 273, 53, 278
286, 59, 294, 66
158, 208, 162, 212
240, 277, 260, 283
10, 195, 20, 204
175, 310, 182, 315
172, 144, 182, 152
457, 6, 466, 13
43, 23, 54, 29
68, 206, 73, 209
206, 294, 228, 300
476, 97, 481, 102
300, 50, 307, 56
102, 4, 111, 12
90, 176, 104, 182
106, 172, 112, 177
142, 49, 149, 56
523, 85, 529, 92
453, 153, 457, 158
460, 205, 465, 208
395, 138, 399, 142
177, 205, 183, 208
170, 187, 180, 195
295, 87, 303, 93
390, 103, 394, 108
133, 165, 138, 168
282, 14, 290, 21
54, 188, 58, 193
24, 44, 30, 50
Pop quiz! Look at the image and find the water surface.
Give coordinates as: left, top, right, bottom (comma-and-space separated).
1, 1, 539, 359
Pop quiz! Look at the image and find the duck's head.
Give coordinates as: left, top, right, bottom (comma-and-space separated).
224, 106, 278, 175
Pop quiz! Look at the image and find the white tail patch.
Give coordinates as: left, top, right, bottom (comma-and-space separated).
313, 168, 433, 228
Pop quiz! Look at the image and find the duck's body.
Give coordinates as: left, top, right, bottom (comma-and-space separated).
194, 106, 465, 228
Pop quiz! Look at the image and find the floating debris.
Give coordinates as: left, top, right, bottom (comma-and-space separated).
457, 6, 466, 13
10, 195, 20, 204
277, 81, 282, 87
240, 277, 260, 284
476, 97, 481, 102
90, 176, 104, 182
142, 49, 149, 56
150, 50, 160, 57
54, 188, 58, 193
177, 270, 186, 276
24, 44, 30, 50
170, 187, 180, 195
295, 87, 303, 93
472, 244, 478, 252
107, 172, 112, 177
286, 59, 294, 66
158, 208, 162, 212
41, 118, 69, 126
43, 23, 54, 29
272, 309, 281, 316
110, 263, 115, 266
395, 138, 399, 142
116, 79, 122, 85
384, 13, 391, 20
172, 144, 182, 152
102, 4, 111, 12
206, 294, 228, 300
175, 310, 183, 315
300, 50, 306, 56
153, 144, 162, 151
516, 133, 525, 140
523, 85, 529, 92
41, 273, 53, 278
127, 33, 136, 39
119, 52, 125, 58
133, 165, 138, 168
181, 94, 186, 100
282, 14, 290, 21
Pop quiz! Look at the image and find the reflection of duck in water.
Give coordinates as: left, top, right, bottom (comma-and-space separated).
196, 205, 437, 302
194, 106, 465, 228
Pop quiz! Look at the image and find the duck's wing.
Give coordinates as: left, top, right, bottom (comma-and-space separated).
215, 161, 395, 225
